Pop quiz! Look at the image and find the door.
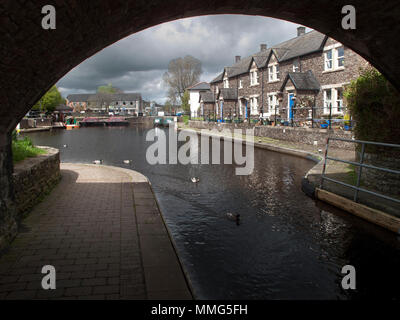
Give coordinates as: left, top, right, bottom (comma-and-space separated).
288, 93, 295, 120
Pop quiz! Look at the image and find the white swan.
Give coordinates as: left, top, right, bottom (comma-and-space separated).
191, 177, 200, 183
93, 160, 102, 164
123, 160, 132, 164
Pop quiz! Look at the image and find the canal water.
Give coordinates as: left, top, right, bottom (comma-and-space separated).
25, 126, 400, 300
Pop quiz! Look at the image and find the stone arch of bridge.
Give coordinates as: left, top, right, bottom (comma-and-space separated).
0, 0, 399, 247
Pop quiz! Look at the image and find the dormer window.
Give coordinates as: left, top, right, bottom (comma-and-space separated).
337, 47, 345, 67
250, 69, 259, 86
293, 59, 300, 72
324, 43, 345, 71
223, 73, 229, 88
268, 63, 279, 82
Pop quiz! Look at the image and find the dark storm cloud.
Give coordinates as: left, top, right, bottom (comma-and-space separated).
57, 15, 307, 103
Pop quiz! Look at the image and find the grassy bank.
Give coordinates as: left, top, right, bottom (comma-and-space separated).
12, 136, 46, 163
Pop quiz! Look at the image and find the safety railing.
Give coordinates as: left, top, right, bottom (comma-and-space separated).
320, 137, 400, 205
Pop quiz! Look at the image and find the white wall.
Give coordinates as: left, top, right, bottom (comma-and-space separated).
189, 91, 200, 117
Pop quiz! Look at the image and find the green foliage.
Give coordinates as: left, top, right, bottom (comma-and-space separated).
32, 85, 65, 112
181, 90, 190, 112
344, 67, 400, 153
12, 137, 46, 163
12, 130, 18, 141
97, 83, 120, 94
182, 115, 189, 125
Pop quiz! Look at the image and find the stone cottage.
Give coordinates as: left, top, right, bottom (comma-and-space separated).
209, 26, 370, 124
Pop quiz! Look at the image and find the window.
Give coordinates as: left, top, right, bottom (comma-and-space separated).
324, 89, 332, 114
324, 46, 345, 71
337, 47, 344, 67
224, 78, 229, 88
293, 59, 300, 72
268, 64, 279, 82
239, 80, 243, 89
336, 88, 343, 112
250, 70, 259, 86
325, 50, 333, 70
323, 87, 345, 114
268, 94, 279, 114
130, 102, 133, 105
250, 97, 258, 114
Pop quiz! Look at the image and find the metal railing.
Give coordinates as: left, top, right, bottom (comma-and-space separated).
320, 137, 400, 205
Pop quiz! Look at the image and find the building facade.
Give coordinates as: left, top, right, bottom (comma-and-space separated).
207, 27, 369, 125
187, 82, 211, 117
66, 93, 142, 114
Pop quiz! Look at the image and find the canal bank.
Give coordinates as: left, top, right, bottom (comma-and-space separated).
20, 126, 400, 299
0, 163, 192, 299
178, 123, 400, 233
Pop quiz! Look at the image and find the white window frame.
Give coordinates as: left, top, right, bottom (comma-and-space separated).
250, 69, 259, 86
324, 43, 345, 71
293, 59, 300, 72
239, 79, 243, 89
337, 46, 345, 68
223, 78, 229, 88
268, 63, 279, 82
267, 93, 279, 114
323, 89, 332, 114
249, 96, 259, 115
323, 87, 345, 115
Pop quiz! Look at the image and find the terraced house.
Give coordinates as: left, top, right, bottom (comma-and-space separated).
208, 27, 369, 124
66, 93, 142, 114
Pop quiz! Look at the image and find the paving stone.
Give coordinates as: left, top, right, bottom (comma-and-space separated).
0, 164, 191, 300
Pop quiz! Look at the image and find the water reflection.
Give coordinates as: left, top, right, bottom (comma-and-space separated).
24, 127, 400, 300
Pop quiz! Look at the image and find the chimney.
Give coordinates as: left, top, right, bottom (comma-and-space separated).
297, 26, 306, 37
235, 56, 241, 63
260, 44, 267, 51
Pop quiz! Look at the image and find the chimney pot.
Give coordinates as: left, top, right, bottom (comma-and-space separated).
260, 44, 267, 51
235, 56, 241, 63
297, 26, 306, 37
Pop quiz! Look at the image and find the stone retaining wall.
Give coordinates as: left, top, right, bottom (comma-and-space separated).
13, 146, 61, 219
188, 121, 355, 150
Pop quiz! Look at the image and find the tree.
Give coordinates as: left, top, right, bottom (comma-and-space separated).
163, 55, 202, 104
344, 67, 400, 151
164, 100, 173, 114
97, 83, 122, 94
32, 85, 65, 112
181, 90, 190, 113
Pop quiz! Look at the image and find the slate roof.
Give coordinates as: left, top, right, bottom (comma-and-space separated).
199, 91, 215, 103
66, 94, 92, 102
210, 30, 327, 81
271, 31, 327, 62
55, 104, 73, 111
187, 82, 210, 91
280, 70, 320, 91
218, 88, 238, 100
110, 93, 142, 101
69, 93, 142, 102
210, 72, 223, 83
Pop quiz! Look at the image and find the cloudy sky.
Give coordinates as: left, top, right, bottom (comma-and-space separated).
57, 15, 309, 103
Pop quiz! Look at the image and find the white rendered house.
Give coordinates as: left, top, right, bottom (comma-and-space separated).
187, 82, 211, 117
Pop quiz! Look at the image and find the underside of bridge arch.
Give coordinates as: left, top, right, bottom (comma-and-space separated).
0, 0, 399, 247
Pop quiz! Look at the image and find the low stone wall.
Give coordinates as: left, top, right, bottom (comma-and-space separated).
188, 121, 355, 150
126, 116, 155, 127
13, 146, 61, 220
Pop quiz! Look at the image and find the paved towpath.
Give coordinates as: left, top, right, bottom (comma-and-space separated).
0, 163, 192, 300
